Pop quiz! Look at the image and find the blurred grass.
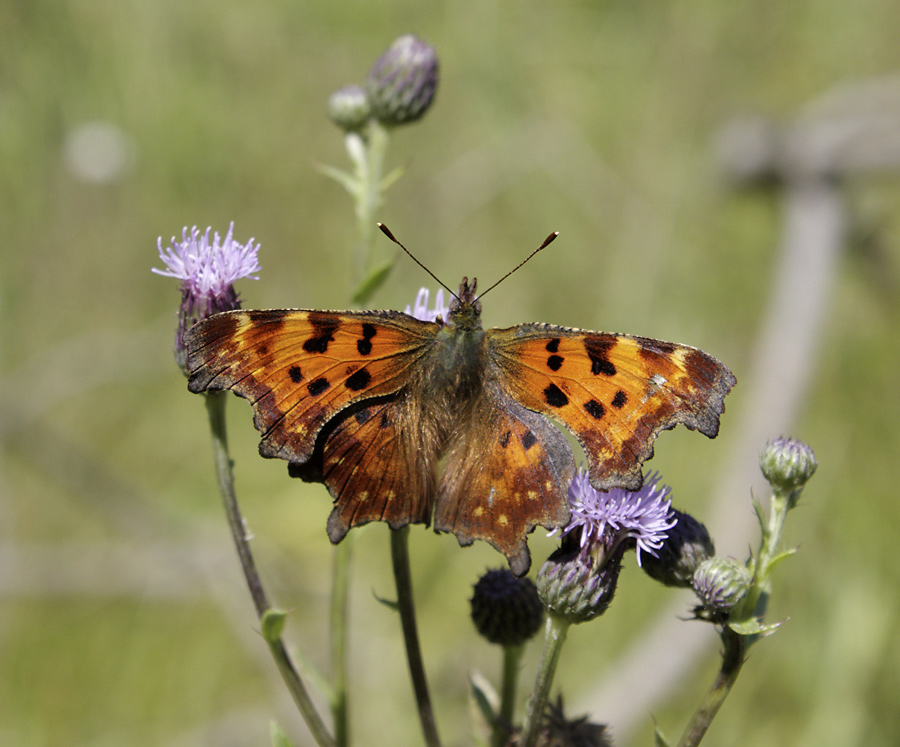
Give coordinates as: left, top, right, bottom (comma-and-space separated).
2, 1, 900, 745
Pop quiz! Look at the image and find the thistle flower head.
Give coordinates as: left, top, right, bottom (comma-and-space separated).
404, 287, 449, 323
470, 568, 544, 647
641, 508, 715, 588
366, 34, 439, 126
537, 470, 676, 623
154, 223, 260, 299
563, 470, 676, 568
153, 223, 260, 372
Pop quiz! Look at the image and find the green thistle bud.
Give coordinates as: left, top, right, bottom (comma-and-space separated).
692, 557, 752, 613
366, 34, 438, 126
642, 509, 716, 588
470, 568, 543, 647
759, 437, 817, 502
327, 84, 372, 132
536, 540, 624, 624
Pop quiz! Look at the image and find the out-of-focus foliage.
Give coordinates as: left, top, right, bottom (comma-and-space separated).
2, 1, 900, 745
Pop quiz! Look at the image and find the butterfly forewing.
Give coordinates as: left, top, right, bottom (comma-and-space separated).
185, 309, 438, 464
487, 324, 736, 492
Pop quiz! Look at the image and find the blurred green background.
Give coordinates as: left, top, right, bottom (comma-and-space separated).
3, 1, 900, 745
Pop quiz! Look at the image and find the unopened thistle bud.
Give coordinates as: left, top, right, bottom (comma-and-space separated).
642, 509, 715, 588
759, 437, 817, 503
692, 557, 752, 614
536, 537, 624, 624
470, 568, 543, 647
327, 84, 372, 132
366, 34, 438, 126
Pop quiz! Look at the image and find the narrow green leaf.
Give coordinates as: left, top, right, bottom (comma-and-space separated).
728, 617, 783, 637
751, 494, 767, 529
653, 724, 672, 747
315, 162, 360, 196
470, 669, 499, 725
270, 720, 295, 747
766, 548, 797, 573
372, 588, 400, 612
261, 608, 287, 643
352, 262, 394, 305
380, 165, 406, 192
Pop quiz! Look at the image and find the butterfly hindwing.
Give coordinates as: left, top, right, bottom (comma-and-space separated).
434, 383, 575, 576
185, 309, 437, 464
288, 393, 437, 542
488, 324, 736, 492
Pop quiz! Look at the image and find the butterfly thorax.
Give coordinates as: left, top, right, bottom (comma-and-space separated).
421, 278, 486, 417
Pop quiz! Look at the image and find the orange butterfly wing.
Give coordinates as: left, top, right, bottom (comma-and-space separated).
433, 383, 575, 576
288, 393, 438, 543
185, 307, 437, 476
487, 324, 736, 493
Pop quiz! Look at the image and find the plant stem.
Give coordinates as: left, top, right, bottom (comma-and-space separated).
330, 539, 353, 747
493, 644, 525, 747
204, 391, 336, 747
390, 526, 442, 747
731, 490, 790, 640
676, 627, 745, 747
520, 614, 571, 747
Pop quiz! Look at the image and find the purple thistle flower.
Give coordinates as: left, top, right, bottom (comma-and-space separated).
538, 470, 676, 623
404, 287, 449, 323
560, 469, 676, 568
153, 223, 260, 298
153, 222, 260, 372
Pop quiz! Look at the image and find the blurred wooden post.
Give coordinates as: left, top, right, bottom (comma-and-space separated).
579, 76, 900, 739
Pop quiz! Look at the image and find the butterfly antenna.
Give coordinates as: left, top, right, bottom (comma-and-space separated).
477, 231, 560, 299
377, 223, 458, 300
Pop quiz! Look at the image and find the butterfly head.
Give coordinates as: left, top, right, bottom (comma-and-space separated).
447, 277, 483, 332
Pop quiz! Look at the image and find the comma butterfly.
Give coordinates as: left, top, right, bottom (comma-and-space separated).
185, 230, 735, 575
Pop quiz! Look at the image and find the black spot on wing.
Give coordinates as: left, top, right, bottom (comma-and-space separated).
546, 338, 560, 353
307, 378, 330, 396
289, 366, 303, 383
544, 384, 569, 408
521, 430, 537, 450
584, 336, 617, 376
584, 399, 605, 419
612, 390, 627, 408
303, 313, 340, 354
547, 354, 564, 371
345, 368, 371, 391
500, 430, 511, 448
357, 323, 377, 355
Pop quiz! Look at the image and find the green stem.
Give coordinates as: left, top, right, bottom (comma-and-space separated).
736, 491, 790, 627
330, 539, 353, 747
351, 121, 391, 282
204, 392, 335, 747
676, 627, 745, 747
493, 644, 525, 747
520, 614, 571, 747
390, 527, 442, 747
